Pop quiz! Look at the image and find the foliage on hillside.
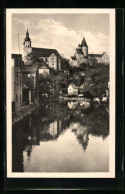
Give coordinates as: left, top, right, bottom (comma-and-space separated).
84, 63, 109, 100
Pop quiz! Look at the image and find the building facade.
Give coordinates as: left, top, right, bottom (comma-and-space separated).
11, 54, 23, 114
70, 37, 89, 67
70, 36, 110, 66
88, 52, 110, 64
22, 65, 39, 106
68, 84, 78, 95
23, 29, 62, 70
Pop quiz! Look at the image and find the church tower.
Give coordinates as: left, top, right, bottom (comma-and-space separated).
23, 28, 31, 48
81, 37, 88, 58
23, 28, 32, 62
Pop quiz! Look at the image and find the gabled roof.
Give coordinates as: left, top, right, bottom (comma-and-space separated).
12, 54, 22, 58
32, 47, 61, 58
22, 65, 39, 74
88, 54, 102, 57
39, 62, 49, 69
69, 84, 78, 89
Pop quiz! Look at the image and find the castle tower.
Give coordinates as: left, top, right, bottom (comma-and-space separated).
81, 37, 88, 58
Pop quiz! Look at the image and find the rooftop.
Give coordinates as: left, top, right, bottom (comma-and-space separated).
31, 47, 61, 58
12, 54, 22, 58
69, 84, 78, 89
88, 54, 102, 57
23, 64, 39, 74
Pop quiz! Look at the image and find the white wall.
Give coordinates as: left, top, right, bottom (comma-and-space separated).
49, 53, 57, 69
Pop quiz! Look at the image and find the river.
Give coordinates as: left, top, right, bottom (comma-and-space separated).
12, 100, 109, 172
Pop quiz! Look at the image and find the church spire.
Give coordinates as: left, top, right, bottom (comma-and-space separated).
23, 28, 31, 47
26, 27, 29, 38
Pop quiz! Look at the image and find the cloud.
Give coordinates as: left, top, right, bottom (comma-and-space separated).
12, 17, 109, 59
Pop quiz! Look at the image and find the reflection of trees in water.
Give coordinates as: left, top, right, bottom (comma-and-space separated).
72, 125, 89, 151
39, 100, 109, 139
12, 100, 109, 171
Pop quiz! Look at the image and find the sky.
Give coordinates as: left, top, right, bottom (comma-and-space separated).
12, 14, 109, 59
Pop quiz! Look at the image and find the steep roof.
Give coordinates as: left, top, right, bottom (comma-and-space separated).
69, 84, 78, 89
88, 54, 102, 58
32, 47, 61, 58
38, 62, 49, 69
22, 65, 39, 74
23, 29, 31, 43
81, 37, 88, 47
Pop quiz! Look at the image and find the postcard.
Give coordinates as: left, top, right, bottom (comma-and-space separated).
6, 8, 115, 178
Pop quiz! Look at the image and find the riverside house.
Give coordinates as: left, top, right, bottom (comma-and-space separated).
22, 65, 39, 106
11, 54, 23, 114
68, 84, 78, 95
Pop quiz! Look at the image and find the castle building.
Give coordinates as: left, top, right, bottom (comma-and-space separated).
70, 37, 89, 67
70, 36, 110, 66
23, 29, 62, 70
89, 52, 110, 64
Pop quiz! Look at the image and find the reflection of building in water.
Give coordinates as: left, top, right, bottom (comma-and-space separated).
12, 113, 40, 172
79, 101, 90, 109
49, 121, 58, 137
68, 101, 78, 109
39, 119, 63, 141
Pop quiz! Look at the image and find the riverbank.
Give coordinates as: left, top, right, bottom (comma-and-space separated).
59, 95, 90, 102
12, 103, 38, 125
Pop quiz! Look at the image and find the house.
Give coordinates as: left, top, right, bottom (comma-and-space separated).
38, 62, 50, 74
101, 52, 110, 64
23, 29, 62, 70
68, 84, 78, 95
11, 54, 23, 114
22, 65, 39, 105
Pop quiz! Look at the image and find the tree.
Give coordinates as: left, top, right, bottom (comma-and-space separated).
84, 63, 109, 101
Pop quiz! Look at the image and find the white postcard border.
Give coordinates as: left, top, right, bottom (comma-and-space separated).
6, 8, 115, 178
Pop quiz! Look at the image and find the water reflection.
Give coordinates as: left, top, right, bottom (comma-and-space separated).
12, 100, 109, 172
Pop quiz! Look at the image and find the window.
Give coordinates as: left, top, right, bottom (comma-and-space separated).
16, 95, 18, 101
17, 75, 18, 86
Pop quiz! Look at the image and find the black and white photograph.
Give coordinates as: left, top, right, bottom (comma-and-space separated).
6, 9, 115, 178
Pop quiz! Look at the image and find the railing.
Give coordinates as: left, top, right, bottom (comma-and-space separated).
12, 103, 36, 122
